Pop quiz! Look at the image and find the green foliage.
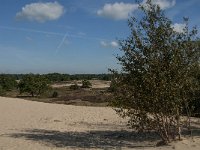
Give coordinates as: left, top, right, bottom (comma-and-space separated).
81, 80, 92, 88
108, 78, 117, 92
69, 83, 80, 90
188, 68, 200, 117
0, 73, 112, 82
111, 0, 200, 143
18, 74, 49, 97
191, 97, 200, 117
0, 85, 5, 96
0, 75, 17, 91
45, 73, 70, 82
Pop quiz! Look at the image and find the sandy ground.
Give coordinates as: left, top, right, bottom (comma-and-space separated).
51, 80, 111, 89
0, 97, 200, 150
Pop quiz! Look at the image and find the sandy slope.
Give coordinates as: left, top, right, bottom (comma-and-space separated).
0, 97, 200, 150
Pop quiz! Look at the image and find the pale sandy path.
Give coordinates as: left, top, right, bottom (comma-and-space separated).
0, 97, 200, 150
51, 80, 111, 89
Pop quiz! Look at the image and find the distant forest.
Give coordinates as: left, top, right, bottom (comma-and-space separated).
0, 73, 112, 82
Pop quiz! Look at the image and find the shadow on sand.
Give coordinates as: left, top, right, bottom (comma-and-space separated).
5, 123, 200, 149
7, 129, 160, 149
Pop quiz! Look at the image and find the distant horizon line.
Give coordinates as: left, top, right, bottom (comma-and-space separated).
0, 72, 112, 75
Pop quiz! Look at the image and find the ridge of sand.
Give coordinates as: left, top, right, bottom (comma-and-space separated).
0, 96, 200, 150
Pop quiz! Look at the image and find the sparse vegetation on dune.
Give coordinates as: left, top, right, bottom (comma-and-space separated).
1, 0, 200, 149
0, 74, 112, 107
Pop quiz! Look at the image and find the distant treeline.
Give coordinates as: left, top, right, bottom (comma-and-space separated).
0, 73, 112, 82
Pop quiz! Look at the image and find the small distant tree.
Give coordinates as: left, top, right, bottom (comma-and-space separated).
18, 74, 49, 97
111, 0, 200, 144
81, 80, 92, 88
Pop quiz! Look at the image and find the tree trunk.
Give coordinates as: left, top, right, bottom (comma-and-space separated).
31, 91, 34, 97
176, 110, 181, 140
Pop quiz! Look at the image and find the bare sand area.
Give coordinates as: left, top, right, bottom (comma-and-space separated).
51, 80, 111, 89
0, 97, 200, 150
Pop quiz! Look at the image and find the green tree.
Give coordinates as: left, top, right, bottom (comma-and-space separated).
188, 66, 200, 117
81, 80, 92, 88
111, 0, 200, 144
18, 74, 49, 97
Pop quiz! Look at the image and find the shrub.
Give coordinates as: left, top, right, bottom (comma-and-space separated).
81, 80, 92, 88
69, 83, 79, 90
18, 74, 49, 97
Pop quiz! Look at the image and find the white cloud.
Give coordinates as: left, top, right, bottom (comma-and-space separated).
97, 2, 138, 20
172, 23, 186, 33
142, 0, 176, 10
110, 41, 119, 47
16, 1, 64, 22
97, 1, 175, 20
101, 41, 119, 48
153, 0, 176, 9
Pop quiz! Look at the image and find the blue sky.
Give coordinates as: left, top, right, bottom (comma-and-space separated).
0, 0, 200, 74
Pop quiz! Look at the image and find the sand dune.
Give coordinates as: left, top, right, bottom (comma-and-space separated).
0, 97, 200, 150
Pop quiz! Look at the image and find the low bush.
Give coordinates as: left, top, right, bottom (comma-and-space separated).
81, 80, 92, 88
69, 84, 79, 90
18, 74, 49, 97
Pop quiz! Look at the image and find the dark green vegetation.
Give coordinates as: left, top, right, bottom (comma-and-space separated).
4, 73, 112, 82
0, 75, 17, 96
111, 0, 200, 144
0, 73, 112, 106
81, 80, 92, 88
18, 74, 50, 97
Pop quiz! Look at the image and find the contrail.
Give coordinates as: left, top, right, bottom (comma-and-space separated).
0, 25, 63, 36
0, 25, 106, 41
55, 32, 68, 54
